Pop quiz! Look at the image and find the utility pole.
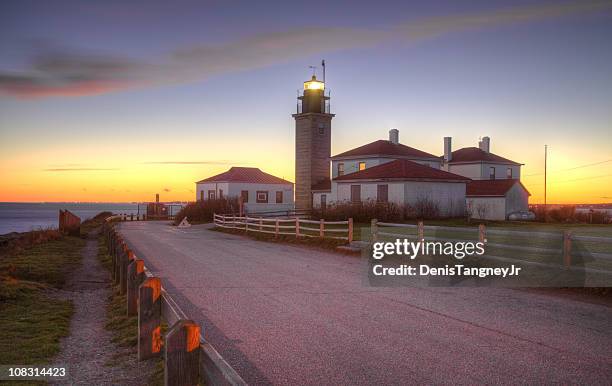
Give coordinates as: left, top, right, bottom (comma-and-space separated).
544, 144, 548, 219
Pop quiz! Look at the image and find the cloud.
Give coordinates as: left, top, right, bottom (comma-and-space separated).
1, 0, 610, 99
142, 160, 235, 165
43, 167, 120, 171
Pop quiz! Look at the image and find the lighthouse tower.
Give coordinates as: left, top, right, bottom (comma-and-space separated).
293, 74, 334, 211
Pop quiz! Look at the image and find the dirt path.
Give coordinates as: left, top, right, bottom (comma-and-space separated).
49, 229, 153, 385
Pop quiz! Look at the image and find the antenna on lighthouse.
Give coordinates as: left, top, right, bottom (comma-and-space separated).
322, 59, 326, 83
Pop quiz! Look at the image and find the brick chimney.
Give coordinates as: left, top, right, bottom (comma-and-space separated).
478, 136, 490, 153
444, 137, 452, 162
389, 129, 399, 144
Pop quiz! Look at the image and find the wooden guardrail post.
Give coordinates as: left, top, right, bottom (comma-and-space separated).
165, 320, 201, 386
127, 258, 145, 316
110, 232, 116, 277
259, 217, 263, 231
114, 239, 123, 284
120, 250, 135, 295
295, 218, 300, 238
139, 277, 162, 360
348, 218, 354, 243
130, 213, 134, 221
418, 221, 424, 241
319, 219, 324, 238
371, 219, 378, 242
478, 224, 486, 244
563, 231, 572, 268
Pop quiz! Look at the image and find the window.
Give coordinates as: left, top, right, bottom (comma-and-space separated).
318, 123, 325, 135
256, 191, 268, 203
208, 190, 216, 200
338, 163, 344, 176
241, 190, 249, 203
359, 162, 366, 171
507, 168, 512, 179
321, 194, 327, 210
350, 185, 361, 203
219, 189, 224, 199
489, 167, 496, 180
377, 184, 388, 202
200, 190, 204, 201
276, 191, 283, 203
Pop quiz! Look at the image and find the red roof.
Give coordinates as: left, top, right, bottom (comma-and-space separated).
197, 167, 292, 185
447, 147, 521, 165
334, 159, 470, 182
332, 140, 438, 160
466, 179, 530, 197
311, 180, 331, 191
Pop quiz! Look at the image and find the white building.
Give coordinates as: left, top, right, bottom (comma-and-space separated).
196, 167, 294, 214
330, 129, 442, 178
466, 179, 531, 220
441, 136, 530, 220
313, 130, 470, 217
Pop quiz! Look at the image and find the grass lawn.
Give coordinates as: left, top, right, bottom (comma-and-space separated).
352, 219, 612, 273
0, 233, 85, 366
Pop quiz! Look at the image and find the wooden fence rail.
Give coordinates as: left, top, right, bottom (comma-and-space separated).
103, 217, 246, 386
371, 220, 612, 269
213, 213, 354, 243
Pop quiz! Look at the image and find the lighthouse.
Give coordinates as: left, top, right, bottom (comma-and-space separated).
292, 73, 334, 211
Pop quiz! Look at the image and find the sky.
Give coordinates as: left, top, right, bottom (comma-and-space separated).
0, 0, 611, 204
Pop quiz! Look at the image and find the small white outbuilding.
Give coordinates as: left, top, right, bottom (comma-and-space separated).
196, 167, 294, 214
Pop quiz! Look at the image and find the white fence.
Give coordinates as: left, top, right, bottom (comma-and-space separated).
214, 214, 354, 242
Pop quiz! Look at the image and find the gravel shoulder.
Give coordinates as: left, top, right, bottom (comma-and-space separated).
49, 229, 154, 385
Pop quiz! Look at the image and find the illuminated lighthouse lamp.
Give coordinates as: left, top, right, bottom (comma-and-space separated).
304, 75, 325, 90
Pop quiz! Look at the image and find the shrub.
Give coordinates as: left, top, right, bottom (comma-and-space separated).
173, 198, 240, 225
312, 198, 443, 223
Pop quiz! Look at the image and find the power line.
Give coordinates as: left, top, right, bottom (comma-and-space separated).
525, 173, 612, 187
524, 159, 612, 177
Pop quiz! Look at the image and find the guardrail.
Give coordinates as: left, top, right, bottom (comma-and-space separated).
214, 213, 354, 243
370, 219, 612, 269
103, 216, 246, 386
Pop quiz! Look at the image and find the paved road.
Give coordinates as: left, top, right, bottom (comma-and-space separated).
119, 222, 612, 385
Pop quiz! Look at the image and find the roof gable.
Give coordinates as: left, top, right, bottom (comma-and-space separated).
447, 147, 521, 165
466, 179, 530, 197
334, 159, 470, 182
332, 140, 438, 160
197, 167, 292, 185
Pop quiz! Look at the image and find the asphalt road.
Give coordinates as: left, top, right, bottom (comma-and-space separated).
118, 221, 612, 385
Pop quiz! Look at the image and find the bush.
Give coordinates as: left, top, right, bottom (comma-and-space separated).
312, 198, 443, 223
529, 205, 610, 224
173, 198, 240, 225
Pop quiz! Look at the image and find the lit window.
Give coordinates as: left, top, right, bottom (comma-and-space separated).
256, 191, 268, 203
359, 162, 366, 171
338, 163, 344, 176
507, 168, 512, 178
489, 167, 496, 180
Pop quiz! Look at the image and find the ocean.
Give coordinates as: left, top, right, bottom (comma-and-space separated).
0, 202, 183, 235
